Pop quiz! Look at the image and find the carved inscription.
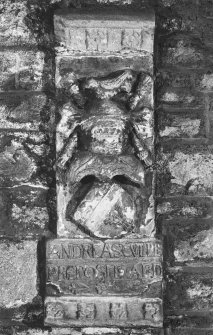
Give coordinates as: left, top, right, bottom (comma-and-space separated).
54, 10, 155, 54
45, 296, 162, 327
46, 239, 162, 296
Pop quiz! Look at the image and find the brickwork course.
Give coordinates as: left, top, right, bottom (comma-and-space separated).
0, 0, 213, 334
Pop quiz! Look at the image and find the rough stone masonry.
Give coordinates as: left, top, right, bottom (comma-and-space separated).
0, 0, 213, 335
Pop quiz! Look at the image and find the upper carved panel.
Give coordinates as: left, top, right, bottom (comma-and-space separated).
54, 9, 155, 55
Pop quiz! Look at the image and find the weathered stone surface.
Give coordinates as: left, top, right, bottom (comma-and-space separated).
157, 146, 213, 196
73, 183, 136, 238
0, 1, 37, 46
0, 93, 49, 131
0, 131, 53, 187
8, 326, 163, 335
56, 55, 153, 86
0, 139, 37, 185
166, 314, 213, 330
51, 4, 159, 331
56, 69, 154, 237
158, 197, 213, 265
158, 37, 206, 68
0, 186, 53, 238
157, 110, 204, 138
157, 69, 213, 92
0, 51, 44, 91
46, 238, 162, 296
0, 241, 38, 309
165, 267, 213, 315
54, 9, 155, 55
157, 88, 203, 108
163, 219, 213, 265
45, 296, 162, 327
157, 196, 212, 219
167, 328, 213, 335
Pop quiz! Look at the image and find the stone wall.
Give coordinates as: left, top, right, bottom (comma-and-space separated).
156, 1, 213, 334
0, 0, 213, 334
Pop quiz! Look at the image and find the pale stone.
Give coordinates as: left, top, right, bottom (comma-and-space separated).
0, 241, 38, 308
0, 51, 44, 91
11, 204, 48, 231
0, 0, 36, 46
160, 118, 201, 138
200, 73, 213, 90
73, 182, 135, 238
174, 229, 213, 262
168, 152, 213, 195
0, 140, 37, 185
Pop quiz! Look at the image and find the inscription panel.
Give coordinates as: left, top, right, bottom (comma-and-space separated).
46, 239, 162, 297
54, 9, 155, 54
45, 296, 162, 327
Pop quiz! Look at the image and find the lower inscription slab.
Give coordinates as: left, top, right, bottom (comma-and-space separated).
46, 238, 162, 296
45, 296, 162, 327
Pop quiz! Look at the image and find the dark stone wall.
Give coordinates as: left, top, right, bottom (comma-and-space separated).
0, 0, 213, 334
156, 1, 213, 334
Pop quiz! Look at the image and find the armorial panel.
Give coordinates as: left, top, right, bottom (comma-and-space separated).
45, 8, 162, 329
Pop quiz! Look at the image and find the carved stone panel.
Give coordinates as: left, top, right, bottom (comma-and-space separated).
56, 66, 154, 238
45, 296, 162, 327
46, 238, 162, 297
45, 7, 159, 328
54, 9, 155, 54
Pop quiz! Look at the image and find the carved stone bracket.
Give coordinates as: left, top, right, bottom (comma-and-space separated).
45, 7, 161, 328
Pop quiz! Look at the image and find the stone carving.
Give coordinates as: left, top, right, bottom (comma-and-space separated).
45, 7, 161, 329
54, 9, 155, 54
45, 296, 162, 327
56, 69, 154, 238
46, 238, 162, 296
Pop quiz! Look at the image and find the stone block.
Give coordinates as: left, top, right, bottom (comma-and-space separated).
157, 109, 204, 138
0, 186, 55, 238
0, 51, 44, 91
157, 196, 212, 220
157, 0, 200, 37
157, 71, 196, 90
158, 196, 213, 265
0, 240, 41, 325
46, 238, 162, 297
157, 87, 204, 108
45, 296, 162, 327
5, 327, 164, 335
54, 9, 155, 55
0, 93, 49, 131
158, 37, 206, 69
166, 314, 213, 330
198, 17, 213, 48
56, 55, 153, 88
165, 266, 213, 316
157, 145, 213, 196
0, 0, 36, 46
199, 0, 213, 19
0, 131, 54, 187
169, 328, 213, 335
207, 94, 213, 142
163, 217, 213, 265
